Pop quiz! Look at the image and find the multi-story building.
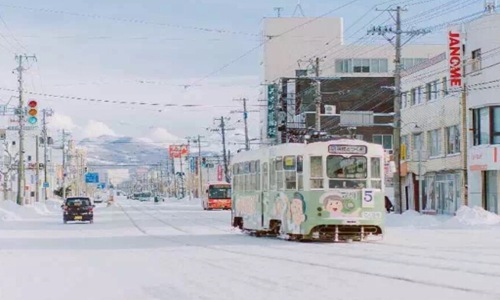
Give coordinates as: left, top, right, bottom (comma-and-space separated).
260, 16, 445, 144
465, 7, 500, 214
400, 52, 464, 215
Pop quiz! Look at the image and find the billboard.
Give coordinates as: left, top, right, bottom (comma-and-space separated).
168, 145, 189, 158
267, 84, 278, 138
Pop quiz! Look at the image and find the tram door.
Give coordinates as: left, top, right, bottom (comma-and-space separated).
261, 162, 269, 228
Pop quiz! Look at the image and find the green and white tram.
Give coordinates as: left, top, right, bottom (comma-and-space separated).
230, 138, 386, 242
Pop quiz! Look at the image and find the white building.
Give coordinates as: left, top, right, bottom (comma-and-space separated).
400, 52, 464, 215
464, 8, 500, 214
260, 16, 444, 143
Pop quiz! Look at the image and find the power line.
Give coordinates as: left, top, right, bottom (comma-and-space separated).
0, 3, 259, 37
0, 87, 260, 109
190, 0, 361, 86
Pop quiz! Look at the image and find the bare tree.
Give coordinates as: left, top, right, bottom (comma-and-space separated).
0, 140, 19, 201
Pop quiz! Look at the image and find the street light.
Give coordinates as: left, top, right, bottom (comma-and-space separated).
410, 124, 424, 213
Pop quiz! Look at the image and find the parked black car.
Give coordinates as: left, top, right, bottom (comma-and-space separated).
62, 197, 94, 224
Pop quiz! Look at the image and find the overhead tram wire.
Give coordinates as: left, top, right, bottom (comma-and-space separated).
0, 87, 261, 109
0, 3, 259, 37
259, 0, 447, 87
189, 0, 361, 87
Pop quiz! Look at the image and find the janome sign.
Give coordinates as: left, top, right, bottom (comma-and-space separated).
448, 31, 462, 87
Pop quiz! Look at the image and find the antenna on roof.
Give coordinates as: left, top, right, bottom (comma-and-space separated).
273, 7, 284, 17
485, 0, 497, 13
293, 0, 306, 17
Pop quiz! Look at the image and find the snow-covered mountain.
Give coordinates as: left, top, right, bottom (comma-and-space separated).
78, 135, 220, 168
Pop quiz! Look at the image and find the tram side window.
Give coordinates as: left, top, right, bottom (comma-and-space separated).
276, 157, 284, 190
246, 162, 252, 191
270, 159, 276, 190
284, 155, 297, 190
310, 156, 324, 189
233, 165, 238, 192
262, 162, 268, 191
297, 155, 304, 190
255, 160, 261, 190
371, 158, 382, 189
249, 161, 255, 191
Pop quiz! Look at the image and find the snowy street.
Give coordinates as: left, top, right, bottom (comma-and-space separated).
1, 198, 500, 300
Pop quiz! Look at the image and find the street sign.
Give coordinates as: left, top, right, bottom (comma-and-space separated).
43, 182, 49, 188
85, 172, 99, 183
7, 125, 38, 131
97, 183, 106, 189
217, 165, 223, 181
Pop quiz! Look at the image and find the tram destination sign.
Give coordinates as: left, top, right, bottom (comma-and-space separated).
328, 145, 367, 155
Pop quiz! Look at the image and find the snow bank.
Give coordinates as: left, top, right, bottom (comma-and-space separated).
0, 199, 63, 221
386, 206, 500, 229
386, 210, 442, 228
443, 206, 500, 228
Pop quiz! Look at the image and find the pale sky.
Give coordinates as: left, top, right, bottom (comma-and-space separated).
0, 0, 483, 150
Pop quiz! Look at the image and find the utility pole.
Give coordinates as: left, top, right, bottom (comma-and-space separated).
233, 98, 251, 151
197, 135, 203, 197
62, 129, 68, 200
35, 135, 39, 202
15, 54, 37, 206
368, 6, 429, 214
41, 108, 53, 200
314, 57, 322, 131
212, 116, 233, 183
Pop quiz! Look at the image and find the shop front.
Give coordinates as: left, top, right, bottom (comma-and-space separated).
423, 172, 462, 215
468, 146, 500, 214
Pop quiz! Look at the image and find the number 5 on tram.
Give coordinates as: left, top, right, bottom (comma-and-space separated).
230, 139, 386, 242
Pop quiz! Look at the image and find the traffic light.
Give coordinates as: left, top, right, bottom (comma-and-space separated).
201, 157, 206, 167
27, 100, 38, 124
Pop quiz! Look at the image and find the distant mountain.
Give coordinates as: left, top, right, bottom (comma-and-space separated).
78, 135, 219, 170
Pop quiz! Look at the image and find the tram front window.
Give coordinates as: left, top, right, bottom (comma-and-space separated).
327, 155, 367, 189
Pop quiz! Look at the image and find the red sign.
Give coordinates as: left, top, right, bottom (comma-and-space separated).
217, 165, 223, 181
448, 31, 462, 87
168, 145, 188, 158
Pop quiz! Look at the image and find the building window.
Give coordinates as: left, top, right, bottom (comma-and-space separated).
472, 49, 482, 72
413, 133, 423, 161
401, 92, 407, 108
353, 59, 370, 73
411, 86, 423, 105
492, 107, 500, 144
428, 129, 442, 157
335, 59, 352, 73
335, 58, 388, 73
401, 58, 427, 69
373, 134, 393, 150
442, 77, 448, 96
426, 80, 439, 101
446, 125, 460, 154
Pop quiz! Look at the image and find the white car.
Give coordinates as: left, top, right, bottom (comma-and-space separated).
94, 195, 104, 203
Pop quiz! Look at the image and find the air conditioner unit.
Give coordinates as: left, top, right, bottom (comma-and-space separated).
324, 105, 336, 115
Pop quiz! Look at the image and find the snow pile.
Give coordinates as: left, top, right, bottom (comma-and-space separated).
443, 206, 500, 228
0, 200, 63, 221
0, 206, 22, 221
386, 210, 442, 228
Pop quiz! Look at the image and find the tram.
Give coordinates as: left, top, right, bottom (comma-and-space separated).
230, 138, 386, 242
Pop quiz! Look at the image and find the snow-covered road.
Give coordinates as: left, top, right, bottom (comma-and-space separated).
1, 198, 500, 300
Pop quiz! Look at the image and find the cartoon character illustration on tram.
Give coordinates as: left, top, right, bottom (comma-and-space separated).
321, 192, 361, 218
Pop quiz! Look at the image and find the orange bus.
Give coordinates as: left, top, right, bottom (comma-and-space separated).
202, 181, 231, 210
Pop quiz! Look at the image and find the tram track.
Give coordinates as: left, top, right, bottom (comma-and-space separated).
260, 241, 500, 279
116, 202, 500, 298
